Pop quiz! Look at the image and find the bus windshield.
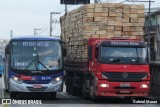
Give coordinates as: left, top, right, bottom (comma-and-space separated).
11, 41, 62, 70
101, 46, 147, 64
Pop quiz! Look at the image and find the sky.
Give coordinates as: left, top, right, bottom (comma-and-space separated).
0, 0, 160, 39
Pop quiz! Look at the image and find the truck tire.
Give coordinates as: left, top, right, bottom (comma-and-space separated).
89, 79, 98, 102
82, 83, 89, 99
66, 76, 71, 94
124, 96, 135, 101
70, 77, 77, 95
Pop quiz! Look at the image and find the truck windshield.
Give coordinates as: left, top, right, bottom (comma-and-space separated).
101, 46, 147, 64
11, 41, 62, 70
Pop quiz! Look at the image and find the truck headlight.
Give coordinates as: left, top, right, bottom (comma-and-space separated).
140, 84, 149, 88
99, 84, 109, 88
51, 76, 62, 84
11, 76, 23, 84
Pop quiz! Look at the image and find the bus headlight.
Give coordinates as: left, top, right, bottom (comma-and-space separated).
51, 76, 62, 84
11, 76, 23, 84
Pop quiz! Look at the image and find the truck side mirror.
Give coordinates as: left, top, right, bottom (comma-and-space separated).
63, 48, 66, 57
88, 46, 92, 60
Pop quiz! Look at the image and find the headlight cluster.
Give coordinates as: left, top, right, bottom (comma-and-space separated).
51, 76, 62, 84
11, 76, 23, 84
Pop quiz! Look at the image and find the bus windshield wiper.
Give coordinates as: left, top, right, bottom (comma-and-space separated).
37, 59, 49, 70
36, 48, 49, 70
24, 59, 35, 70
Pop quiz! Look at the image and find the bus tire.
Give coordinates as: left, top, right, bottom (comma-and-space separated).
10, 92, 17, 99
4, 89, 9, 93
0, 74, 2, 77
50, 92, 56, 99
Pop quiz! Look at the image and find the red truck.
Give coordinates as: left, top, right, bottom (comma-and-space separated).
65, 38, 150, 100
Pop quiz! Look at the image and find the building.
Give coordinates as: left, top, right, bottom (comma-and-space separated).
144, 8, 160, 61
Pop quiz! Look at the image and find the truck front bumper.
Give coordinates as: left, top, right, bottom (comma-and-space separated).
96, 80, 150, 97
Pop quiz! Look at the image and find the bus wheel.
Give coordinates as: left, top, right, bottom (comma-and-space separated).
4, 89, 9, 93
0, 74, 2, 77
50, 92, 56, 99
10, 92, 17, 99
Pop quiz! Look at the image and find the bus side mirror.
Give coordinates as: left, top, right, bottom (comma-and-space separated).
88, 46, 92, 60
63, 48, 66, 57
6, 45, 10, 54
2, 57, 4, 63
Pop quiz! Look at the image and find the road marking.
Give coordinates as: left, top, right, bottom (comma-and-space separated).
60, 92, 71, 98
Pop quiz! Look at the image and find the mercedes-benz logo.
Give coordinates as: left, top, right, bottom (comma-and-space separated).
122, 72, 128, 78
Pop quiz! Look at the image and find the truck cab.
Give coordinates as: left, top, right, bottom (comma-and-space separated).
88, 38, 150, 98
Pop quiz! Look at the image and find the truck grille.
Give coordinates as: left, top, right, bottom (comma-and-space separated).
102, 72, 147, 82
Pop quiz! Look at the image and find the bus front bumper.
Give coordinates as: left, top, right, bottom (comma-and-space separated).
9, 78, 63, 92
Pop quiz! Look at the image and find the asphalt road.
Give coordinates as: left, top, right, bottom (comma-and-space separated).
0, 76, 159, 107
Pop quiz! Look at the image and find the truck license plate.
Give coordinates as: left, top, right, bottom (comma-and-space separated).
120, 90, 130, 94
120, 83, 130, 87
33, 84, 42, 88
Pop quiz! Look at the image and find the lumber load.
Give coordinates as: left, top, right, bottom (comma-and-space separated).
60, 3, 145, 62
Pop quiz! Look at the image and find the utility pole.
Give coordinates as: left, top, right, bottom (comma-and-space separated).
65, 4, 67, 14
34, 28, 42, 36
50, 12, 61, 36
10, 30, 13, 38
94, 0, 98, 3
126, 0, 155, 62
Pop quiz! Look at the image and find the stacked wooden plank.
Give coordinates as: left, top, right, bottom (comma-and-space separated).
60, 3, 145, 62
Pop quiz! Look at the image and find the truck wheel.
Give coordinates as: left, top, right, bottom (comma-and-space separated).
124, 97, 135, 101
10, 92, 17, 99
66, 77, 70, 93
89, 79, 97, 101
70, 77, 76, 95
82, 83, 89, 99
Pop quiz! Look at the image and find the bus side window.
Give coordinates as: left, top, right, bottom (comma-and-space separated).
6, 44, 10, 54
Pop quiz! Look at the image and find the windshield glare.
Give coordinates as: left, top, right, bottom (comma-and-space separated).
101, 46, 147, 64
11, 41, 62, 70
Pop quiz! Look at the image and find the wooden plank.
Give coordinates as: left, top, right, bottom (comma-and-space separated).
115, 26, 122, 31
100, 34, 108, 38
92, 34, 100, 38
123, 26, 131, 31
93, 12, 102, 17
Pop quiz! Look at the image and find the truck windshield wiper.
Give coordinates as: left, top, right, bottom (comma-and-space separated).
110, 58, 121, 63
